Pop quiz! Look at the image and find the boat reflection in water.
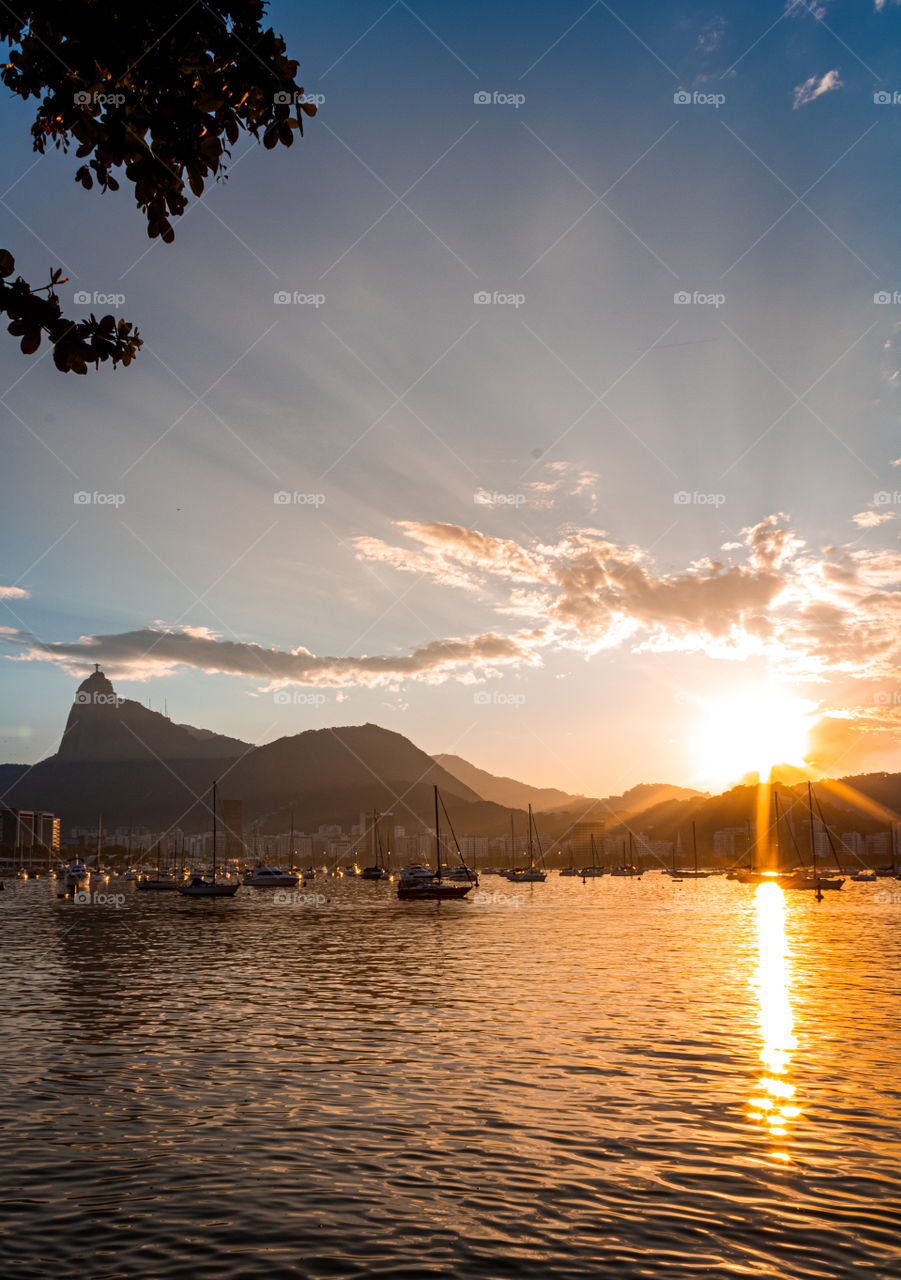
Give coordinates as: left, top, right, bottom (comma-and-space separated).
749, 880, 801, 1160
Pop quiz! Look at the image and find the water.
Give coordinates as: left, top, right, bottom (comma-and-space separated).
2, 873, 900, 1278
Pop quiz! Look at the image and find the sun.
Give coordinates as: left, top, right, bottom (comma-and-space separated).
692, 687, 818, 789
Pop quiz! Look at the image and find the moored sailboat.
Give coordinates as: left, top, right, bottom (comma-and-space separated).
178, 781, 240, 897
397, 787, 472, 900
506, 805, 547, 882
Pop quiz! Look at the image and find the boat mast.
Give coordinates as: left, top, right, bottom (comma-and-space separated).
528, 804, 534, 872
434, 785, 442, 881
509, 812, 515, 872
628, 830, 634, 874
212, 779, 218, 881
691, 820, 698, 876
807, 781, 821, 898
97, 814, 102, 870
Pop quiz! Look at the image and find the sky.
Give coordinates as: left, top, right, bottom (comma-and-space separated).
3, 0, 901, 797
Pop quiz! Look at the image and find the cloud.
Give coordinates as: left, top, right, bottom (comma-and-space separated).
852, 511, 895, 528
353, 515, 901, 681
793, 68, 843, 108
7, 513, 901, 697
697, 16, 725, 54
0, 623, 541, 690
0, 586, 29, 600
522, 460, 599, 511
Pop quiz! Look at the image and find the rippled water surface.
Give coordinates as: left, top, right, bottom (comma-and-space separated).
2, 874, 901, 1278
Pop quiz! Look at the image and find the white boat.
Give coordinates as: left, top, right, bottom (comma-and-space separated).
850, 870, 877, 882
442, 865, 479, 886
242, 866, 299, 888
63, 861, 90, 889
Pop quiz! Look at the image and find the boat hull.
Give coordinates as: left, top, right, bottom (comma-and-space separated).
177, 882, 239, 897
397, 881, 470, 900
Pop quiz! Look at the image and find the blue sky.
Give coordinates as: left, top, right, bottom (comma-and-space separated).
3, 0, 901, 795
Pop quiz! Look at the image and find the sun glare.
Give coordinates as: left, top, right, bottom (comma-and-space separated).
692, 687, 817, 789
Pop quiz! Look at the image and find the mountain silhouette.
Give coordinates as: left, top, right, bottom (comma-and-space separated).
0, 670, 498, 834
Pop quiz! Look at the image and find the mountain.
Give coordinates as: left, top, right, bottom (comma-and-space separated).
0, 670, 502, 835
433, 753, 592, 812
59, 667, 248, 762
434, 753, 703, 819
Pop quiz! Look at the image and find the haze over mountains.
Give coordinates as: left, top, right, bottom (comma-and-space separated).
1, 671, 899, 856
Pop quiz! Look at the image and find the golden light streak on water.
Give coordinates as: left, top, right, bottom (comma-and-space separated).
751, 880, 799, 1158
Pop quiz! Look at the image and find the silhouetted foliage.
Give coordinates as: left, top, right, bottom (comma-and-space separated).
0, 1, 316, 372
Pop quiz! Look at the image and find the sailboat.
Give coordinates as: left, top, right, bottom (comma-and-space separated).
397, 787, 472, 900
579, 832, 605, 878
609, 833, 641, 876
780, 784, 843, 894
136, 837, 181, 890
360, 810, 391, 880
178, 781, 240, 897
672, 821, 711, 879
506, 805, 547, 882
559, 840, 579, 876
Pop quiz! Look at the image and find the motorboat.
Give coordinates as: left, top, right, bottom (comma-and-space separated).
850, 870, 877, 882
441, 865, 479, 887
63, 861, 90, 890
242, 866, 299, 888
